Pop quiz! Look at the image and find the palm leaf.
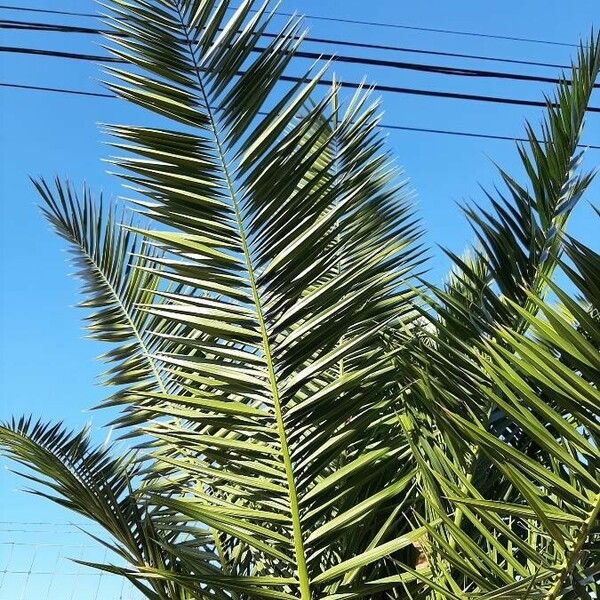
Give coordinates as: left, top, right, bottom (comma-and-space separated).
0, 417, 214, 600
391, 32, 600, 599
93, 0, 423, 596
35, 178, 189, 412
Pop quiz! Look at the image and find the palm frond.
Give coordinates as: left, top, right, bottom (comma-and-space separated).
414, 232, 600, 596
94, 0, 424, 596
439, 34, 600, 343
396, 35, 600, 597
0, 417, 213, 600
35, 178, 182, 407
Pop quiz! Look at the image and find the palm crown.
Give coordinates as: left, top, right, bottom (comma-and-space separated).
1, 1, 600, 598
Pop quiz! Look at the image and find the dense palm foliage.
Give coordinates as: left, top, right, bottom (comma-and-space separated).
1, 1, 600, 598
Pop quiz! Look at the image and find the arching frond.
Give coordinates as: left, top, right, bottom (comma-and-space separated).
0, 417, 212, 600
410, 222, 600, 597
35, 178, 185, 409
23, 1, 424, 597
395, 34, 600, 598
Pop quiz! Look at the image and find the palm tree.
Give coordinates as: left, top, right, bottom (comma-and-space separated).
1, 1, 599, 598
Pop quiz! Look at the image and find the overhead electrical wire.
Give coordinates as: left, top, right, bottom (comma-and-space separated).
2, 80, 599, 150
0, 81, 113, 98
2, 10, 597, 147
0, 37, 589, 89
293, 39, 569, 71
0, 3, 580, 47
255, 10, 580, 48
0, 18, 576, 72
0, 4, 98, 17
3, 44, 600, 113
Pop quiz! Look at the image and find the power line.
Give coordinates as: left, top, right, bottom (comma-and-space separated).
0, 81, 113, 98
266, 10, 580, 48
0, 19, 106, 34
4, 45, 600, 112
0, 45, 121, 63
0, 18, 576, 72
296, 37, 571, 71
1, 41, 587, 89
0, 3, 581, 48
2, 80, 599, 150
0, 4, 97, 18
308, 76, 600, 111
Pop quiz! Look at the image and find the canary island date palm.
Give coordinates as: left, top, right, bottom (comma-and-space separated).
391, 37, 600, 599
1, 1, 600, 598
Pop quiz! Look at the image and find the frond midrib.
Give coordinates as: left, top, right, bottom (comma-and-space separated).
170, 2, 311, 595
545, 492, 600, 600
76, 232, 168, 396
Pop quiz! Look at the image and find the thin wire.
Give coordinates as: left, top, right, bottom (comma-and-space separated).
67, 546, 86, 600
44, 546, 62, 600
3, 46, 600, 112
303, 36, 570, 71
0, 525, 103, 533
0, 5, 97, 17
93, 549, 109, 600
385, 124, 551, 145
19, 546, 37, 600
0, 542, 97, 548
0, 45, 121, 62
0, 542, 15, 591
0, 82, 113, 98
0, 534, 144, 599
264, 9, 580, 48
283, 75, 600, 113
2, 80, 599, 149
0, 3, 580, 47
0, 41, 588, 88
0, 18, 574, 71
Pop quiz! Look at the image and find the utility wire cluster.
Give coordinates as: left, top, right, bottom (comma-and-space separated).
0, 3, 583, 47
1, 5, 598, 147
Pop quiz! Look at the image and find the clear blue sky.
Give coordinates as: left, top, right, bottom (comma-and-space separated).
0, 0, 599, 596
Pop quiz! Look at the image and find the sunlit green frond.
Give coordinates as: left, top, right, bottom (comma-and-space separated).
389, 32, 600, 599
412, 232, 600, 596
91, 1, 425, 597
34, 178, 187, 409
0, 417, 212, 600
438, 34, 600, 344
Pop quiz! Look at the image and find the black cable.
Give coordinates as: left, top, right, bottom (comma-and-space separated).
296, 36, 570, 71
0, 19, 105, 34
0, 46, 121, 62
0, 18, 574, 72
262, 10, 579, 48
0, 4, 580, 48
301, 76, 600, 112
285, 51, 585, 87
0, 5, 97, 17
3, 80, 599, 149
4, 45, 599, 112
0, 81, 114, 97
1, 41, 585, 88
